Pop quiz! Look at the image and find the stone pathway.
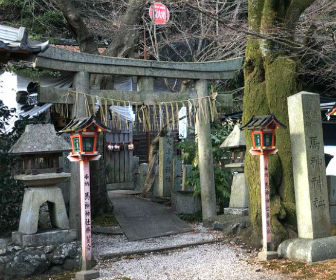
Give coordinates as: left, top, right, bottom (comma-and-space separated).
109, 193, 192, 241
96, 242, 289, 280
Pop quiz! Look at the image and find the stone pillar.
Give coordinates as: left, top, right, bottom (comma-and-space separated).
278, 91, 336, 263
195, 79, 216, 220
288, 92, 330, 239
155, 136, 173, 197
70, 71, 89, 230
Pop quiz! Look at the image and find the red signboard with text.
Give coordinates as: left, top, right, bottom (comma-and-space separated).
149, 2, 170, 25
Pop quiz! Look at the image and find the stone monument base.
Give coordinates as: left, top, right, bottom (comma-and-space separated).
278, 236, 336, 263
223, 207, 248, 216
75, 269, 100, 280
12, 229, 77, 247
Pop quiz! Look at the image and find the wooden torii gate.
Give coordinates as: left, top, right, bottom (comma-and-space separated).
35, 46, 243, 225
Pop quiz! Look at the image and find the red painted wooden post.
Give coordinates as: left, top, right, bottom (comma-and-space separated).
79, 159, 92, 269
260, 154, 271, 251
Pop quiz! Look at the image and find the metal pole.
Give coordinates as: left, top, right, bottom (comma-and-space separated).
260, 153, 271, 252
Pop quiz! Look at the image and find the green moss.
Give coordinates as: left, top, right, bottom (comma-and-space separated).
92, 213, 118, 226
266, 56, 297, 216
243, 34, 298, 248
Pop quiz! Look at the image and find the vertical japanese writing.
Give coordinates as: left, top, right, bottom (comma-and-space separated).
83, 162, 92, 255
264, 160, 271, 241
305, 102, 326, 210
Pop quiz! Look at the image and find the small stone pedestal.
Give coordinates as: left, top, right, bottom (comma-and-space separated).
223, 165, 249, 216
172, 164, 201, 215
278, 92, 336, 263
17, 185, 70, 234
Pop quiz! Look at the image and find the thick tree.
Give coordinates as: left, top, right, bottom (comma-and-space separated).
242, 0, 316, 248
54, 0, 146, 218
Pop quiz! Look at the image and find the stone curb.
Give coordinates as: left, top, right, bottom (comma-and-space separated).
98, 238, 225, 260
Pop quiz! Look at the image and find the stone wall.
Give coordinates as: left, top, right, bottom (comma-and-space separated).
0, 240, 80, 279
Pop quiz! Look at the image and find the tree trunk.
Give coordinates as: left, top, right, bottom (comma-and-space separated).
103, 0, 146, 58
242, 0, 316, 249
55, 0, 146, 219
55, 0, 98, 54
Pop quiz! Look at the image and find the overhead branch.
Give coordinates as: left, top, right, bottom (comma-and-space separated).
285, 0, 317, 28
55, 0, 99, 54
103, 0, 147, 58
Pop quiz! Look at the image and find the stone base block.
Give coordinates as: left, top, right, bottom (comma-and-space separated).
229, 173, 248, 208
175, 191, 201, 215
258, 250, 278, 261
75, 270, 100, 280
278, 236, 336, 263
12, 229, 77, 247
224, 207, 248, 216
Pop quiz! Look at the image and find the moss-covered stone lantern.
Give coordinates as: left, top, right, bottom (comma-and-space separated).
9, 124, 74, 246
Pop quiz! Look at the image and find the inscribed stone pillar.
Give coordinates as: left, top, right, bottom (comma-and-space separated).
70, 71, 89, 230
195, 79, 216, 220
288, 91, 331, 239
156, 136, 173, 197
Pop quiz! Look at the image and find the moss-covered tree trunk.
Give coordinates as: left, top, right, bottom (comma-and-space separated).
243, 0, 316, 248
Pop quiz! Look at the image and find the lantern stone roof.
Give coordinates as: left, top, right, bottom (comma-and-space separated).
9, 124, 71, 155
220, 124, 245, 149
0, 24, 49, 54
58, 116, 111, 134
241, 114, 286, 130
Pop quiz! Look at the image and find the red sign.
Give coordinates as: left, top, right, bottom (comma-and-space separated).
149, 2, 170, 25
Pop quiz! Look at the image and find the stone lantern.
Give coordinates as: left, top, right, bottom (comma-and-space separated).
9, 124, 75, 246
220, 124, 248, 215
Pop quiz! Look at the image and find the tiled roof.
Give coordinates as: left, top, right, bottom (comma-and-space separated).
0, 24, 49, 53
241, 114, 286, 130
58, 116, 111, 134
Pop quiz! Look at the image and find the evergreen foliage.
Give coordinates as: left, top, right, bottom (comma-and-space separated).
177, 120, 234, 213
0, 99, 44, 233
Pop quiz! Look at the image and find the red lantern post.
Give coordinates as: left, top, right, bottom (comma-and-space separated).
59, 116, 110, 278
242, 115, 285, 260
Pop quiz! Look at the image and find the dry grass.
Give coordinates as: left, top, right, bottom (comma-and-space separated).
259, 258, 336, 280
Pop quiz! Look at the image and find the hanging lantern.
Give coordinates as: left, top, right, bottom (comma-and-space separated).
59, 116, 110, 158
107, 142, 113, 151
113, 143, 120, 151
128, 141, 134, 151
241, 114, 285, 155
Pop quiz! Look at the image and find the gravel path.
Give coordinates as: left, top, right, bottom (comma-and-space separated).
97, 242, 289, 280
93, 225, 223, 258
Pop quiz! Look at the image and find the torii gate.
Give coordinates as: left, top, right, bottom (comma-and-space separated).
35, 46, 243, 226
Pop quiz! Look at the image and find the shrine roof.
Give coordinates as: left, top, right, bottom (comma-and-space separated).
9, 124, 70, 155
0, 24, 49, 54
241, 115, 286, 130
58, 116, 111, 134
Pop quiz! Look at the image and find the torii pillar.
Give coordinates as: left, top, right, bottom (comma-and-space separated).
69, 71, 89, 231
195, 79, 216, 220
